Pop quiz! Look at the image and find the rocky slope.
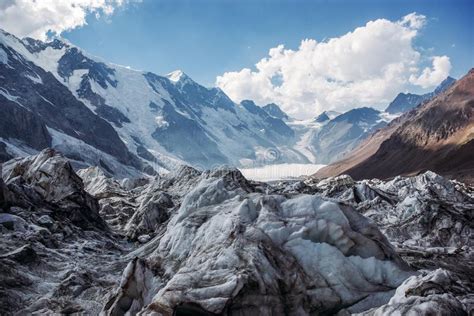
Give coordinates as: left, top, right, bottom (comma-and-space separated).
0, 31, 156, 177
1, 150, 472, 315
317, 69, 474, 183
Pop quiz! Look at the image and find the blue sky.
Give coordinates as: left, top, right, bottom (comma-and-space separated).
61, 0, 473, 87
0, 0, 472, 116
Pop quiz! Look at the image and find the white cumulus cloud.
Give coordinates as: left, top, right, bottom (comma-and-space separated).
409, 56, 452, 88
0, 0, 139, 41
216, 13, 451, 119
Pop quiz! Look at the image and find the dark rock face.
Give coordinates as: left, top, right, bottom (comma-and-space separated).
0, 96, 52, 151
0, 143, 13, 164
22, 37, 67, 53
58, 47, 131, 128
262, 102, 289, 120
77, 78, 131, 127
58, 47, 118, 89
314, 111, 330, 123
2, 149, 107, 230
386, 92, 427, 114
0, 163, 4, 206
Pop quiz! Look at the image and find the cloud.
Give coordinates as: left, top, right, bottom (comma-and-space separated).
216, 13, 451, 119
409, 56, 452, 88
0, 0, 139, 41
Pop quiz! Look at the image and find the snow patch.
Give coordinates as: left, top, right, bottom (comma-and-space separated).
154, 115, 169, 128
167, 70, 184, 82
47, 127, 142, 178
25, 73, 43, 84
0, 47, 8, 64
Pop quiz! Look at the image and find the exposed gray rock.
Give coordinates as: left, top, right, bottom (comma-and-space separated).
37, 214, 54, 228
0, 213, 27, 232
0, 244, 37, 264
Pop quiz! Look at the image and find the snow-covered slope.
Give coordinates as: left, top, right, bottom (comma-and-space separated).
289, 108, 397, 165
0, 30, 157, 178
4, 31, 302, 170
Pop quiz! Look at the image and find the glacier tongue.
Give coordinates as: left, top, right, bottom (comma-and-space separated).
0, 150, 472, 315
103, 168, 413, 315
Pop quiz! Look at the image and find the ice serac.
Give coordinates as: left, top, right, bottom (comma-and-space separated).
2, 149, 106, 230
307, 172, 473, 249
280, 171, 473, 314
103, 168, 413, 315
1, 149, 472, 314
0, 149, 127, 315
360, 269, 472, 315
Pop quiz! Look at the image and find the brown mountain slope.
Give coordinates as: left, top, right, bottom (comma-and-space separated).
316, 68, 474, 183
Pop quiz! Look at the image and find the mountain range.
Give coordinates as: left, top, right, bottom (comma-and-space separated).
316, 69, 474, 183
1, 28, 471, 185
0, 30, 304, 176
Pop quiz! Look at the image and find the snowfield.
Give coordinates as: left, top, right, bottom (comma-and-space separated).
240, 163, 326, 181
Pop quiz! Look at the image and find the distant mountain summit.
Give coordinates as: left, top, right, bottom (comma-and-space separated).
262, 103, 289, 120
385, 93, 426, 114
314, 111, 340, 123
385, 76, 456, 114
434, 76, 456, 94
314, 112, 330, 123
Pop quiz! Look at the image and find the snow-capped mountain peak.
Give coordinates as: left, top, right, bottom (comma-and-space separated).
166, 69, 192, 84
